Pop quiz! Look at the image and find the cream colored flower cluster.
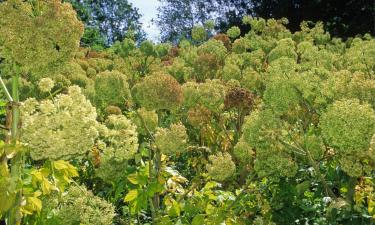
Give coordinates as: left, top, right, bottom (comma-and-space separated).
56, 185, 116, 225
182, 79, 226, 111
0, 0, 83, 77
131, 107, 158, 135
95, 115, 139, 183
38, 78, 55, 93
206, 152, 236, 181
100, 115, 139, 162
319, 99, 375, 176
155, 123, 187, 155
21, 86, 99, 160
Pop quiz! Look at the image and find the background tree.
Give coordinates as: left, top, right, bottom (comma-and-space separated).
157, 0, 374, 42
251, 0, 374, 37
67, 0, 145, 46
156, 0, 217, 42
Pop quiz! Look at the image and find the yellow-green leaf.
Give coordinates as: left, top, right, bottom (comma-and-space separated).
124, 189, 138, 202
53, 160, 69, 170
127, 173, 139, 185
27, 196, 42, 212
41, 178, 53, 195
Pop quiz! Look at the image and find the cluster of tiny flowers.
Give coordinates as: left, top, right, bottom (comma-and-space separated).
254, 144, 298, 178
319, 99, 375, 176
187, 105, 212, 127
105, 105, 122, 115
233, 140, 254, 164
267, 38, 297, 63
197, 39, 228, 64
206, 152, 236, 181
38, 78, 55, 93
241, 110, 298, 178
95, 147, 128, 183
263, 78, 300, 115
192, 25, 207, 42
56, 185, 116, 225
167, 58, 193, 83
213, 34, 232, 50
100, 115, 139, 162
224, 87, 254, 112
132, 72, 183, 111
182, 79, 226, 111
0, 0, 84, 77
319, 99, 375, 153
21, 86, 99, 160
222, 60, 241, 81
155, 123, 188, 155
93, 70, 131, 111
94, 115, 138, 183
227, 26, 241, 38
131, 107, 158, 135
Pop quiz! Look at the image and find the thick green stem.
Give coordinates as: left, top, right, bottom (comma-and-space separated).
8, 74, 22, 225
11, 74, 20, 142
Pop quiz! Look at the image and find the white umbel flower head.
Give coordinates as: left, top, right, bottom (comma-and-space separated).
38, 78, 55, 93
21, 85, 99, 160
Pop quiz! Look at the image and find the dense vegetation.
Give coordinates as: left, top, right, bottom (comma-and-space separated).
157, 0, 374, 42
0, 0, 374, 224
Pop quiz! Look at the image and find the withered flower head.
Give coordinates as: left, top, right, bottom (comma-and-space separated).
187, 105, 212, 127
213, 33, 232, 50
224, 87, 254, 112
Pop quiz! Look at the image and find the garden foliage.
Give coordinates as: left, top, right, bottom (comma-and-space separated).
0, 1, 374, 224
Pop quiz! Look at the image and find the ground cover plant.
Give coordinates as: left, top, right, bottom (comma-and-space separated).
0, 0, 374, 224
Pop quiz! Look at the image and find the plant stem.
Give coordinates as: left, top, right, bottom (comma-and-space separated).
8, 73, 22, 225
0, 76, 13, 102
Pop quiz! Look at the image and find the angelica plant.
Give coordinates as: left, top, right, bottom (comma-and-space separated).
132, 72, 183, 111
319, 99, 375, 177
21, 86, 99, 160
0, 0, 83, 78
1, 2, 375, 223
55, 185, 116, 225
206, 152, 236, 181
0, 0, 83, 223
93, 70, 132, 113
154, 123, 188, 155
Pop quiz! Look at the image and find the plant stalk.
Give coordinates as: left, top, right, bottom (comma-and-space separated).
7, 73, 22, 225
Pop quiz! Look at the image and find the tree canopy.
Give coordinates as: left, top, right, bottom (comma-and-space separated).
157, 0, 374, 42
67, 0, 145, 46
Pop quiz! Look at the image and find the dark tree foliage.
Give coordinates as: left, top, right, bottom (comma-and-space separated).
215, 0, 254, 34
156, 0, 217, 42
252, 0, 374, 38
157, 0, 374, 42
66, 0, 145, 45
80, 27, 107, 51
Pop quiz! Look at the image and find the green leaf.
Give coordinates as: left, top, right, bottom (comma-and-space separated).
124, 189, 138, 202
41, 177, 53, 195
204, 181, 219, 190
170, 199, 181, 217
27, 196, 42, 212
192, 214, 205, 225
127, 173, 139, 185
205, 204, 215, 215
147, 182, 164, 197
53, 160, 69, 170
